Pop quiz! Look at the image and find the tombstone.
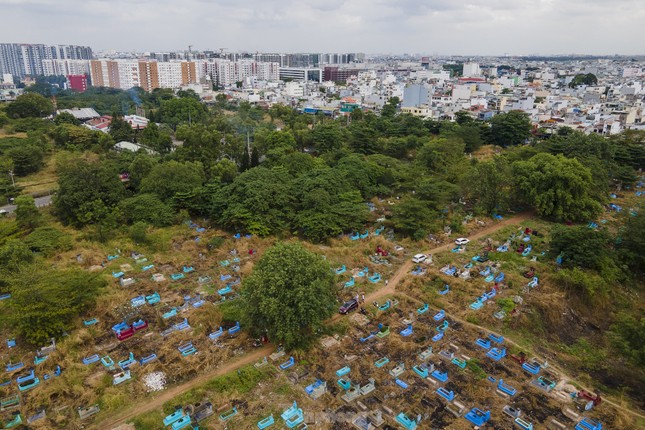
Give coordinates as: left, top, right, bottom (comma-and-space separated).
78, 404, 100, 420
119, 277, 135, 287
368, 409, 385, 426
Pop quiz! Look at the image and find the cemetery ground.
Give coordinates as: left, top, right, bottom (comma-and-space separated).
0, 194, 643, 430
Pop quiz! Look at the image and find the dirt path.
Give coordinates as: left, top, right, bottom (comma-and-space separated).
97, 213, 532, 428
364, 212, 533, 304
94, 345, 273, 430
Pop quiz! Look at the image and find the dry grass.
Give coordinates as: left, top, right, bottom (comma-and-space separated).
0, 129, 28, 138
2, 209, 642, 429
15, 157, 59, 195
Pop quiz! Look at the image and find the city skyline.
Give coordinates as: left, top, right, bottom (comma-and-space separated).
2, 0, 645, 55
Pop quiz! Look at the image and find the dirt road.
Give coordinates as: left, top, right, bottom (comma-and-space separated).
364, 212, 533, 305
94, 345, 273, 430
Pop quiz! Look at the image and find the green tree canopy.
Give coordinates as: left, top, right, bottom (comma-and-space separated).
618, 211, 645, 275
118, 193, 174, 227
6, 93, 53, 118
53, 111, 80, 125
512, 153, 603, 221
159, 97, 208, 130
14, 195, 41, 230
54, 159, 125, 227
391, 197, 438, 240
109, 115, 134, 143
50, 123, 100, 150
292, 168, 368, 242
24, 226, 72, 255
6, 144, 44, 176
569, 73, 598, 88
6, 268, 105, 344
242, 242, 336, 349
609, 312, 645, 367
464, 158, 512, 214
138, 122, 172, 154
489, 110, 532, 147
140, 160, 205, 201
548, 225, 614, 271
210, 167, 293, 236
311, 122, 344, 153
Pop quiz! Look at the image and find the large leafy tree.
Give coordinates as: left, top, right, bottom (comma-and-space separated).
464, 158, 512, 214
416, 137, 467, 183
118, 193, 174, 227
512, 153, 603, 222
138, 122, 172, 154
54, 159, 125, 227
292, 168, 368, 242
569, 73, 598, 88
311, 122, 344, 153
6, 144, 44, 175
242, 242, 336, 349
548, 226, 614, 271
14, 195, 41, 230
6, 93, 53, 118
210, 167, 293, 236
391, 197, 438, 240
140, 160, 205, 201
6, 268, 105, 344
609, 312, 645, 367
158, 97, 207, 130
489, 110, 532, 147
50, 124, 99, 150
109, 115, 134, 143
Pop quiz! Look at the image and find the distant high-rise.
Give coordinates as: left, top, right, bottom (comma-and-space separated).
462, 62, 481, 77
0, 43, 93, 78
67, 74, 88, 92
89, 59, 198, 91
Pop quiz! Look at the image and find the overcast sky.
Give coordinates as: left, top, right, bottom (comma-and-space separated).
1, 0, 644, 55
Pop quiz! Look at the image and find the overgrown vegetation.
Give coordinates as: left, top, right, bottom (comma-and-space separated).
0, 86, 643, 424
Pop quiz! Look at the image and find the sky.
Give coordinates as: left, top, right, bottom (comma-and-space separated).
1, 0, 644, 55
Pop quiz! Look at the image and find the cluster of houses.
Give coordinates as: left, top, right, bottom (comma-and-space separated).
4, 55, 645, 137
213, 57, 645, 136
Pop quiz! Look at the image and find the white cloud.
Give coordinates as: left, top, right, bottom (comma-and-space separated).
1, 0, 643, 54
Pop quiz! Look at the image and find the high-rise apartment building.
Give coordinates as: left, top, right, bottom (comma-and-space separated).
42, 59, 90, 77
89, 59, 198, 91
67, 74, 88, 92
0, 43, 93, 77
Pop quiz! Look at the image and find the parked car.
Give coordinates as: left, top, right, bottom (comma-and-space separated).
455, 238, 470, 246
412, 254, 427, 263
339, 298, 359, 315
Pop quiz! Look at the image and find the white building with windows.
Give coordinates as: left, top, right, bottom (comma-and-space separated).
463, 62, 481, 77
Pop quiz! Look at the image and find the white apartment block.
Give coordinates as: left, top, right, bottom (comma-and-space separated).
117, 60, 141, 90
42, 59, 90, 76
462, 62, 481, 77
157, 61, 183, 89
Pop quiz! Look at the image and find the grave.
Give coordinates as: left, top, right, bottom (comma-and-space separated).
464, 408, 491, 427
78, 405, 100, 420
418, 347, 433, 361
389, 363, 405, 377
395, 412, 417, 430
